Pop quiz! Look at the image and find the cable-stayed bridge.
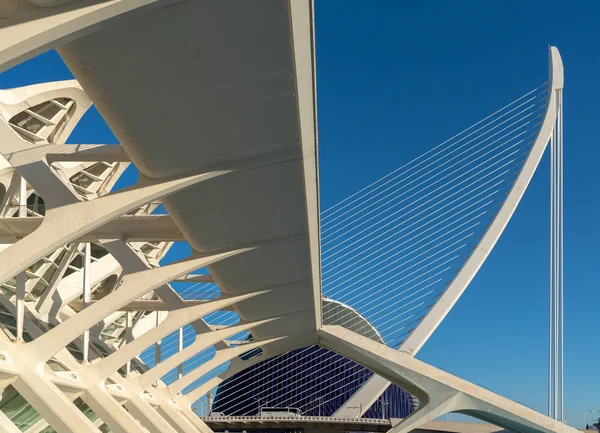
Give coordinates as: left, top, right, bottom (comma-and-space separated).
0, 2, 570, 433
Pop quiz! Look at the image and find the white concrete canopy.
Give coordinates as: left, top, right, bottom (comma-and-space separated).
0, 2, 580, 433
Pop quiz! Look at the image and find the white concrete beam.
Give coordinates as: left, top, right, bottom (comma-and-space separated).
90, 292, 270, 380
25, 248, 251, 363
318, 325, 580, 433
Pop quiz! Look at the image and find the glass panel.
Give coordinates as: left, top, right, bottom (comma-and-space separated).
92, 342, 111, 357
47, 358, 68, 372
31, 101, 61, 120
67, 342, 84, 361
91, 244, 109, 260
70, 173, 95, 190
0, 311, 17, 328
29, 258, 46, 274
85, 163, 110, 177
27, 194, 46, 216
10, 111, 44, 134
0, 306, 33, 342
0, 386, 42, 431
69, 254, 83, 270
38, 397, 101, 433
92, 275, 117, 301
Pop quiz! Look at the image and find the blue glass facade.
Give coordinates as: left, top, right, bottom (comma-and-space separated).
213, 345, 414, 419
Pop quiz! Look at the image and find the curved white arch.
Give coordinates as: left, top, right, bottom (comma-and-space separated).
334, 46, 564, 418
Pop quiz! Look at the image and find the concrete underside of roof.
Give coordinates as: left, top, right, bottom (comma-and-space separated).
57, 0, 322, 341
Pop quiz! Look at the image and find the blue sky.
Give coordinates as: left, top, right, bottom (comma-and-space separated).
315, 0, 600, 427
1, 0, 598, 427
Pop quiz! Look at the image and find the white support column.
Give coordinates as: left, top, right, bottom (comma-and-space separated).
126, 310, 133, 377
15, 176, 27, 343
83, 242, 91, 363
548, 71, 564, 422
155, 311, 162, 386
15, 272, 26, 343
178, 327, 184, 379
18, 176, 26, 217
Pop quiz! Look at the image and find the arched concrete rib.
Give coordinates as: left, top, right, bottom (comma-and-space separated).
100, 239, 230, 352
0, 82, 232, 431
157, 401, 204, 433
40, 143, 131, 163
136, 319, 276, 391
167, 338, 273, 397
84, 386, 152, 433
123, 393, 184, 433
90, 292, 271, 380
319, 325, 579, 433
11, 372, 101, 433
0, 79, 231, 350
334, 46, 564, 418
0, 0, 170, 72
0, 165, 233, 286
25, 248, 251, 364
181, 331, 317, 405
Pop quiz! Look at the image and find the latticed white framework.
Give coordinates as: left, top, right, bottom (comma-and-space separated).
0, 2, 577, 433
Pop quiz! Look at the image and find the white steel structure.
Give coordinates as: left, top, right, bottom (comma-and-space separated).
0, 2, 575, 433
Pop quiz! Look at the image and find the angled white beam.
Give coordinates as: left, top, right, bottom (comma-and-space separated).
167, 338, 275, 397
35, 243, 79, 317
91, 291, 269, 380
69, 299, 220, 312
0, 0, 163, 72
181, 331, 316, 404
43, 144, 131, 163
0, 214, 187, 243
100, 239, 230, 352
0, 87, 228, 367
25, 248, 251, 363
10, 374, 99, 433
123, 394, 181, 433
179, 407, 214, 433
157, 401, 203, 433
0, 167, 232, 286
319, 325, 579, 433
0, 142, 130, 164
136, 320, 275, 391
174, 274, 214, 284
83, 385, 148, 433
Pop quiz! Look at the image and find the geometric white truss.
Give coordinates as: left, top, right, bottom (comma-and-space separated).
0, 2, 580, 433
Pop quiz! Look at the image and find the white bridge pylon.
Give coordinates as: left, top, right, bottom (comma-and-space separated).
0, 2, 574, 433
330, 47, 565, 422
